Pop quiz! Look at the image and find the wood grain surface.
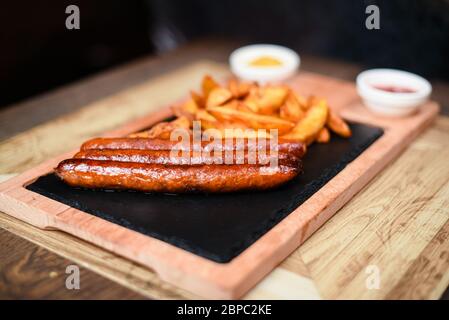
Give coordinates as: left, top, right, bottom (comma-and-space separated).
0, 228, 146, 300
299, 117, 449, 299
0, 53, 448, 299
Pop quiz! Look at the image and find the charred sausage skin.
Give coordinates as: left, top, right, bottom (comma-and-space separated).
74, 149, 299, 167
80, 137, 306, 158
55, 159, 301, 193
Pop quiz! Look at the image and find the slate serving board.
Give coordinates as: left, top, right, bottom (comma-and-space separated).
26, 123, 383, 263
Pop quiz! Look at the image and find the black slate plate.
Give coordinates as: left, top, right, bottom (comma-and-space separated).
26, 123, 383, 263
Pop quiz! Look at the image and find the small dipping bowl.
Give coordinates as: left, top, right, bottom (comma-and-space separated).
356, 69, 432, 117
230, 44, 300, 83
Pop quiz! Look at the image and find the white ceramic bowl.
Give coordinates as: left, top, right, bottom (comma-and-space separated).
229, 44, 300, 83
356, 69, 432, 117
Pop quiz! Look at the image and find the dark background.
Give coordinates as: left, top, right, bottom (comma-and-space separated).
1, 0, 448, 108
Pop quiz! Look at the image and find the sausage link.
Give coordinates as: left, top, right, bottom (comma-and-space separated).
80, 138, 306, 158
55, 159, 301, 193
73, 149, 299, 167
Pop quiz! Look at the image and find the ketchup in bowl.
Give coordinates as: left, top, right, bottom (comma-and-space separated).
372, 84, 416, 94
356, 68, 432, 117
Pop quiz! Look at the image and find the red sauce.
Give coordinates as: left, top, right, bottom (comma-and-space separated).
373, 84, 416, 94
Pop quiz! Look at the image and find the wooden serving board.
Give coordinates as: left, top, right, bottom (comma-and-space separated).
0, 71, 439, 299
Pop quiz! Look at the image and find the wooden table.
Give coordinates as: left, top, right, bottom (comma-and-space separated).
1, 40, 448, 299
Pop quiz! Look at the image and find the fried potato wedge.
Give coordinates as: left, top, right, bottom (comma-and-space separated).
327, 109, 352, 138
236, 103, 256, 113
218, 99, 236, 110
294, 92, 308, 111
220, 99, 239, 109
206, 102, 254, 129
243, 89, 261, 113
195, 110, 250, 133
248, 86, 289, 115
170, 116, 191, 128
281, 99, 329, 144
206, 87, 233, 108
316, 127, 330, 143
207, 106, 294, 135
221, 120, 250, 129
129, 116, 191, 139
228, 78, 255, 99
280, 91, 304, 122
190, 90, 204, 109
202, 75, 219, 100
203, 127, 273, 140
195, 109, 219, 130
222, 100, 255, 113
171, 98, 199, 120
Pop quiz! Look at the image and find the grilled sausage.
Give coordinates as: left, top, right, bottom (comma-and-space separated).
80, 137, 306, 158
73, 149, 299, 166
55, 159, 301, 193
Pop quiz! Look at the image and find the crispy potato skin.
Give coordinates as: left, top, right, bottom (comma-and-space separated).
202, 75, 219, 100
327, 110, 352, 138
207, 106, 294, 135
280, 92, 304, 122
316, 127, 331, 143
55, 159, 301, 193
206, 87, 233, 108
281, 99, 329, 144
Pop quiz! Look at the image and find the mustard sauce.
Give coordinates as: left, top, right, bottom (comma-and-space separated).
249, 56, 283, 67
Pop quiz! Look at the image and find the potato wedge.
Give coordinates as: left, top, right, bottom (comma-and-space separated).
221, 99, 239, 109
243, 89, 261, 113
236, 103, 256, 113
171, 116, 191, 129
207, 106, 294, 135
327, 109, 352, 138
196, 111, 249, 133
190, 90, 204, 109
222, 100, 255, 113
228, 78, 254, 99
280, 91, 304, 122
234, 130, 272, 139
206, 87, 232, 108
202, 75, 219, 100
294, 92, 308, 111
203, 127, 273, 140
306, 96, 322, 111
195, 109, 219, 130
251, 86, 289, 115
222, 120, 250, 129
171, 98, 199, 120
281, 99, 329, 144
129, 116, 191, 139
228, 78, 239, 97
212, 102, 255, 128
316, 127, 330, 143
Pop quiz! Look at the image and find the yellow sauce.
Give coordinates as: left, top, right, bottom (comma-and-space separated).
249, 56, 283, 67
